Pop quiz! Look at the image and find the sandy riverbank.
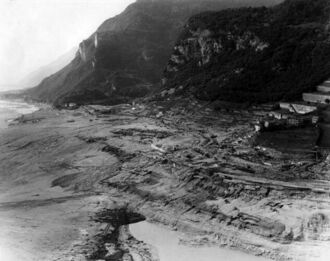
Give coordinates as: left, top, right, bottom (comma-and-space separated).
0, 100, 330, 260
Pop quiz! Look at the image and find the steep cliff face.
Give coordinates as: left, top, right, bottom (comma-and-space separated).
26, 0, 282, 106
163, 0, 330, 103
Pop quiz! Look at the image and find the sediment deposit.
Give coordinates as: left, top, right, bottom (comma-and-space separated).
0, 99, 329, 260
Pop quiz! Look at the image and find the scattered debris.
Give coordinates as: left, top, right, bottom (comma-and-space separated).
76, 135, 107, 143
151, 144, 166, 153
101, 145, 136, 162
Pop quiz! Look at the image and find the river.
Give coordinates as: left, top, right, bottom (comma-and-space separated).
130, 221, 270, 261
0, 99, 39, 129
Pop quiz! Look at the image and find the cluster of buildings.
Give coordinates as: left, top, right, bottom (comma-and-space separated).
303, 80, 330, 104
255, 79, 330, 132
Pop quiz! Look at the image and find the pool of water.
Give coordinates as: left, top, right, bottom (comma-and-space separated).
130, 221, 270, 261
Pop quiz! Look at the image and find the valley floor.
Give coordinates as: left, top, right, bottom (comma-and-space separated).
0, 98, 330, 261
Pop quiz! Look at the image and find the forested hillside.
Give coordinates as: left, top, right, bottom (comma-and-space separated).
25, 0, 282, 106
163, 0, 330, 103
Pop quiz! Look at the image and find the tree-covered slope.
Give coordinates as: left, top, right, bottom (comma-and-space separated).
25, 0, 282, 106
163, 0, 330, 103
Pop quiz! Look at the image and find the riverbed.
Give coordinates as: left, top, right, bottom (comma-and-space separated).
130, 221, 270, 261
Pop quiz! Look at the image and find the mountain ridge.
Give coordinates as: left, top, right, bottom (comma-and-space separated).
18, 47, 78, 89
161, 0, 330, 103
24, 0, 283, 107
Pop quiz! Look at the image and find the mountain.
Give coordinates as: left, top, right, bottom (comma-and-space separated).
19, 47, 77, 88
25, 0, 282, 107
162, 0, 330, 103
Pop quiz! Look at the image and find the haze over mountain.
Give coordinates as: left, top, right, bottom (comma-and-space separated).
18, 47, 78, 89
3, 2, 330, 261
25, 0, 283, 106
0, 0, 134, 90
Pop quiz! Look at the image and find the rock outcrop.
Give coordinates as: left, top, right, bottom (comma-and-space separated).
25, 0, 282, 107
163, 0, 330, 103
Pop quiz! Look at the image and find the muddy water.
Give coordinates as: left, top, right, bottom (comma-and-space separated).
0, 99, 38, 129
130, 221, 270, 261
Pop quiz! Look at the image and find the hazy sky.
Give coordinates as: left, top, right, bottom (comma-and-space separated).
0, 0, 134, 89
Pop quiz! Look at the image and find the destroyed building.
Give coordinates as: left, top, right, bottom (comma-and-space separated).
303, 81, 330, 104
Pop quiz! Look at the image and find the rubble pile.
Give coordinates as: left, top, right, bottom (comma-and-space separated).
72, 98, 330, 260
2, 99, 330, 260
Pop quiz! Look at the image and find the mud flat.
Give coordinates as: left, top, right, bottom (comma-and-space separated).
0, 99, 329, 260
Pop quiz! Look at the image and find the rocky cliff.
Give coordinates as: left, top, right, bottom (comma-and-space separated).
163, 0, 330, 103
25, 0, 282, 106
